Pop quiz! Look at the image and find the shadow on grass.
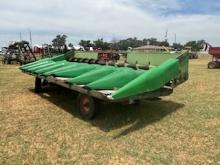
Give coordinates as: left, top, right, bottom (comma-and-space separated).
30, 86, 184, 138
96, 100, 184, 138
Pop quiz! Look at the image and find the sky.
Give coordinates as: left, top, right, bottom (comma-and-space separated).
0, 0, 220, 47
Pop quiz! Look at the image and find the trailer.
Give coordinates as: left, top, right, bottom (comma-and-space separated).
208, 47, 220, 69
20, 51, 189, 119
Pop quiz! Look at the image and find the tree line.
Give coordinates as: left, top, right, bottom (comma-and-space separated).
51, 34, 206, 52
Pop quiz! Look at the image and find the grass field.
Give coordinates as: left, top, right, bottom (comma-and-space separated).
0, 56, 219, 164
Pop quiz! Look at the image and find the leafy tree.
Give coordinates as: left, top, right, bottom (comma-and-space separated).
110, 37, 170, 50
79, 40, 93, 50
184, 40, 206, 51
146, 38, 159, 46
172, 43, 184, 50
52, 34, 67, 51
9, 40, 30, 49
159, 41, 170, 47
111, 37, 143, 50
142, 38, 150, 45
76, 37, 207, 52
93, 38, 110, 50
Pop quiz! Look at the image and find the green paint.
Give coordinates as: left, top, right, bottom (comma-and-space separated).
67, 66, 116, 85
26, 62, 56, 72
20, 58, 50, 69
20, 54, 65, 69
88, 68, 145, 90
127, 51, 178, 66
53, 64, 100, 78
112, 59, 179, 99
21, 61, 52, 70
74, 51, 97, 59
34, 61, 70, 74
20, 51, 189, 101
43, 63, 83, 76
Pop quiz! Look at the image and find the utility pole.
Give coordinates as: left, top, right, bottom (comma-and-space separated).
165, 29, 168, 42
174, 33, 177, 44
19, 32, 22, 41
29, 30, 33, 48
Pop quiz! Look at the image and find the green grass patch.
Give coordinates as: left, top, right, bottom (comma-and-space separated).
0, 56, 219, 164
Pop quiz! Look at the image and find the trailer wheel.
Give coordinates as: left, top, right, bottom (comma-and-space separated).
208, 62, 216, 69
77, 94, 96, 120
35, 77, 43, 93
7, 59, 11, 64
34, 77, 48, 93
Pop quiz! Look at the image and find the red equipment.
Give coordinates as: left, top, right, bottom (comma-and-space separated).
208, 47, 220, 69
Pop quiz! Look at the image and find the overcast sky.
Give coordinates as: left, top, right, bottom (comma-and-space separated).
0, 0, 220, 47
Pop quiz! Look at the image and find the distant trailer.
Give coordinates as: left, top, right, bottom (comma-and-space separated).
208, 47, 220, 69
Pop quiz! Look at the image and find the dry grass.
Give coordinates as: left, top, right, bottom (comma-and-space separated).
0, 56, 220, 164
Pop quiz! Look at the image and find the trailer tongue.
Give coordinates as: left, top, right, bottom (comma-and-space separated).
20, 51, 189, 119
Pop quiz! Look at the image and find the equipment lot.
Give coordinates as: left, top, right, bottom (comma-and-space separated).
0, 55, 219, 164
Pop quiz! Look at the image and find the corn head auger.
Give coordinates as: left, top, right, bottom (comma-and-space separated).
20, 51, 189, 119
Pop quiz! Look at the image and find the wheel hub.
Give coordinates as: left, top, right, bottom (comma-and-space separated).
81, 96, 90, 114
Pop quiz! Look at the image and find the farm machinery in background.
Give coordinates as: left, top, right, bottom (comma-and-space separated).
40, 44, 69, 58
2, 41, 36, 65
69, 50, 127, 64
207, 47, 220, 69
184, 47, 199, 59
97, 51, 127, 63
203, 43, 220, 69
1, 42, 70, 65
0, 47, 8, 59
97, 51, 120, 62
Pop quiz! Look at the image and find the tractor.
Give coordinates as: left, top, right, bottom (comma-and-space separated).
97, 51, 122, 63
2, 41, 36, 65
184, 47, 198, 59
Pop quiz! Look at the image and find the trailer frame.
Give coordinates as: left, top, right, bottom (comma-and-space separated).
28, 72, 174, 119
20, 52, 189, 120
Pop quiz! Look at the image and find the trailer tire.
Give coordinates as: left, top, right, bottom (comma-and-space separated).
134, 100, 141, 105
77, 94, 96, 120
7, 59, 11, 64
35, 77, 43, 93
35, 77, 49, 93
208, 62, 216, 69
